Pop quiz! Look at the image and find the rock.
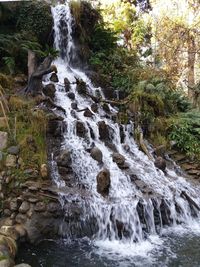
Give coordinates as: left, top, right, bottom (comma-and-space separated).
15, 214, 27, 224
47, 202, 60, 213
56, 150, 71, 167
67, 92, 75, 100
19, 201, 30, 214
0, 226, 19, 240
10, 199, 22, 212
34, 202, 46, 212
91, 103, 98, 113
48, 120, 63, 137
14, 264, 32, 267
0, 259, 14, 267
43, 83, 56, 99
154, 145, 166, 157
96, 169, 110, 197
102, 103, 110, 113
154, 156, 166, 172
71, 102, 78, 110
83, 108, 94, 118
40, 164, 48, 178
77, 80, 87, 94
5, 155, 17, 168
0, 132, 8, 150
98, 121, 110, 141
7, 146, 20, 156
3, 209, 11, 216
58, 166, 70, 176
64, 78, 70, 92
90, 147, 103, 163
76, 121, 87, 138
112, 153, 125, 167
50, 73, 58, 82
14, 224, 26, 238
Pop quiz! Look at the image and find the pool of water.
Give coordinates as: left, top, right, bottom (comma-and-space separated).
16, 225, 200, 267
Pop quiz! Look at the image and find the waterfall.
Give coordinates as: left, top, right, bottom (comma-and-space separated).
47, 1, 200, 252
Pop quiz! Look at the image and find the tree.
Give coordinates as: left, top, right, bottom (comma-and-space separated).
150, 0, 200, 105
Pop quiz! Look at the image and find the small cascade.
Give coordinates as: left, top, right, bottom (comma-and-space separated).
46, 1, 200, 249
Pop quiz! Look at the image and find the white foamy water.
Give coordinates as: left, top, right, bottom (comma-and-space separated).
46, 1, 200, 258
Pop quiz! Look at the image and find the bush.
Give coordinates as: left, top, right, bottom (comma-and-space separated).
17, 1, 52, 44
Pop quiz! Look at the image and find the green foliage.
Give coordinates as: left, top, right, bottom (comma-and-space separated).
3, 56, 15, 75
169, 111, 200, 158
17, 1, 52, 44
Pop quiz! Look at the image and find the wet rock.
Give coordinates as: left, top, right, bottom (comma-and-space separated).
76, 121, 87, 138
64, 77, 70, 92
102, 103, 110, 113
50, 73, 59, 82
0, 131, 8, 150
91, 103, 98, 113
48, 120, 63, 137
47, 202, 60, 213
98, 121, 110, 141
5, 155, 17, 168
112, 153, 125, 167
40, 164, 48, 178
67, 92, 75, 100
58, 166, 70, 176
71, 102, 78, 110
90, 147, 103, 163
7, 146, 20, 156
96, 169, 110, 197
14, 224, 26, 238
119, 125, 125, 143
154, 156, 166, 172
77, 79, 87, 94
19, 201, 30, 214
56, 150, 71, 167
43, 83, 56, 99
83, 108, 94, 118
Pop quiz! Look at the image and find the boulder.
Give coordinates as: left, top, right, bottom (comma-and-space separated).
71, 102, 78, 110
34, 202, 46, 212
102, 103, 110, 113
19, 201, 30, 214
96, 169, 110, 197
7, 146, 20, 156
112, 153, 125, 167
0, 259, 14, 267
0, 132, 8, 150
56, 150, 71, 167
90, 147, 103, 163
83, 108, 94, 118
77, 80, 87, 94
67, 92, 75, 100
91, 103, 98, 113
76, 121, 87, 138
64, 77, 70, 92
50, 73, 59, 82
98, 121, 110, 141
5, 155, 17, 168
154, 156, 166, 172
43, 83, 56, 99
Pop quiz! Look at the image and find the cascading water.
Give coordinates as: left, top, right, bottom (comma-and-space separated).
47, 1, 200, 257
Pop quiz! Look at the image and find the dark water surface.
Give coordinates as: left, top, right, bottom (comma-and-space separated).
16, 229, 200, 267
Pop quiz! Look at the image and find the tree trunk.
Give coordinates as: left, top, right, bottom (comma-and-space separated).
24, 55, 56, 97
187, 34, 196, 100
28, 50, 37, 79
